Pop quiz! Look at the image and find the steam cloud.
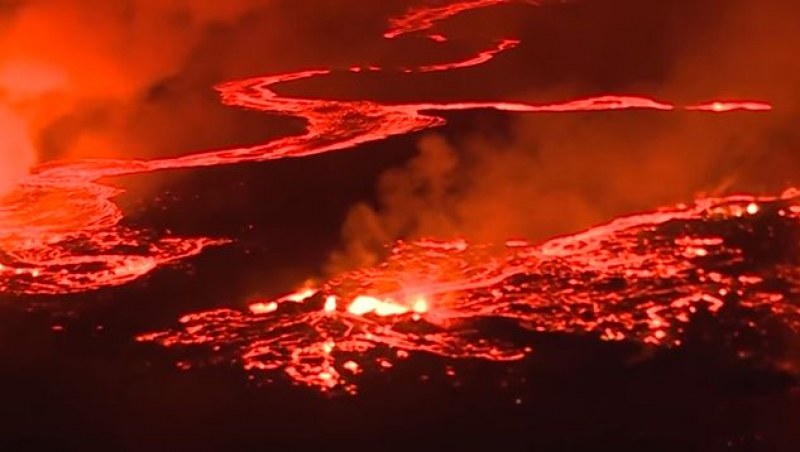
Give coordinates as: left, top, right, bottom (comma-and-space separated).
0, 0, 796, 273
0, 1, 262, 194
0, 0, 396, 197
330, 0, 800, 271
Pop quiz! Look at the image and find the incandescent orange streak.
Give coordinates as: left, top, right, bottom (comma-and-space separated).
417, 38, 520, 72
384, 0, 530, 39
685, 100, 773, 112
0, 0, 773, 297
139, 190, 800, 393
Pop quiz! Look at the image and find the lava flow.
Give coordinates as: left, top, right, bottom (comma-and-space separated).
0, 0, 769, 296
138, 191, 800, 393
383, 0, 535, 40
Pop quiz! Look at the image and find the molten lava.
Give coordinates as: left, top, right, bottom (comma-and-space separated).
0, 0, 782, 395
685, 101, 774, 112
417, 38, 520, 72
0, 0, 768, 296
138, 191, 800, 393
384, 0, 528, 39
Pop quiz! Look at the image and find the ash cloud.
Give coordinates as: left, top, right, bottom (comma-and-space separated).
330, 0, 800, 271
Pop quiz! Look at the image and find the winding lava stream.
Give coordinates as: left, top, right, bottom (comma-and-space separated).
0, 0, 784, 393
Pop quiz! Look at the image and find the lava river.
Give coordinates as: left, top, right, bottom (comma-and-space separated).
0, 0, 784, 393
0, 0, 769, 295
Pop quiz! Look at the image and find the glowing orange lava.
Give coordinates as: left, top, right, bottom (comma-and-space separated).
418, 38, 520, 72
0, 0, 768, 296
384, 0, 528, 39
685, 101, 773, 112
138, 190, 800, 393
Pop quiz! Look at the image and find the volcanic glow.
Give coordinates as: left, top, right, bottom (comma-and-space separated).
0, 0, 783, 393
685, 101, 774, 112
417, 38, 520, 72
384, 0, 526, 39
0, 106, 36, 197
138, 190, 800, 393
0, 0, 769, 296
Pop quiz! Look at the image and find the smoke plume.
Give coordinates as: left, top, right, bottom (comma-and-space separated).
0, 0, 399, 198
329, 0, 800, 271
0, 1, 260, 194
